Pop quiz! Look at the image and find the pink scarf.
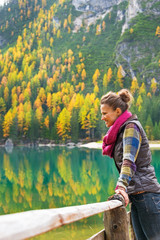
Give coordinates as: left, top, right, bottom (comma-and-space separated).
102, 110, 132, 158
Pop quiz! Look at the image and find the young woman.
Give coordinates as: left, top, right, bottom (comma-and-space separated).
101, 89, 160, 240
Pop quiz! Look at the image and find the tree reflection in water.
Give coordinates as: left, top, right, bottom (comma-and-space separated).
0, 147, 159, 239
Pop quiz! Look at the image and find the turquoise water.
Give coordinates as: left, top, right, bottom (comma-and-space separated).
0, 146, 160, 239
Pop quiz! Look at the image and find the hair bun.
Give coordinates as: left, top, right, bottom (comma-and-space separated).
118, 89, 132, 103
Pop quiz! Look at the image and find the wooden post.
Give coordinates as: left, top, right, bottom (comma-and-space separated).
87, 229, 106, 240
127, 211, 136, 240
103, 206, 129, 240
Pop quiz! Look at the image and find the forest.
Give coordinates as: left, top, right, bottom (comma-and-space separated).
0, 0, 160, 143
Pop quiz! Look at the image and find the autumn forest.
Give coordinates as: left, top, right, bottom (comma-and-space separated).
0, 0, 160, 143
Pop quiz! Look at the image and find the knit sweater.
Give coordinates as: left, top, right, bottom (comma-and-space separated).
116, 122, 142, 191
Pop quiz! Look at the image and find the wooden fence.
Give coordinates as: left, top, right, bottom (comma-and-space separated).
0, 198, 135, 240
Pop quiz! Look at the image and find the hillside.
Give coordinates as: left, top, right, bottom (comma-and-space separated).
0, 0, 160, 143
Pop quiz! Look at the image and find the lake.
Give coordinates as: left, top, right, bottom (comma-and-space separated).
0, 146, 160, 239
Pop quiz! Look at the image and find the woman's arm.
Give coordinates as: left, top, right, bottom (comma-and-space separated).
115, 123, 142, 205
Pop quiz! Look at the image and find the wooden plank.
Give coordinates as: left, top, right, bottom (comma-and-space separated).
87, 229, 106, 240
103, 206, 129, 240
127, 211, 136, 240
0, 200, 122, 240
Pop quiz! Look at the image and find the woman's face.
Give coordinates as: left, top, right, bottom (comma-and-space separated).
100, 104, 122, 127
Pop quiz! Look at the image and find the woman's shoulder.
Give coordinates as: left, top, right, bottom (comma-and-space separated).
125, 122, 141, 132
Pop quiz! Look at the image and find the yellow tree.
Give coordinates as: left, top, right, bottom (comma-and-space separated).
92, 69, 100, 86
81, 69, 86, 80
63, 19, 68, 29
136, 95, 143, 112
68, 14, 71, 24
155, 26, 160, 37
79, 94, 99, 139
75, 93, 84, 109
139, 82, 146, 95
12, 93, 18, 108
150, 78, 157, 94
18, 103, 24, 133
38, 87, 46, 104
117, 65, 124, 87
102, 21, 106, 31
0, 98, 6, 115
44, 115, 49, 129
3, 111, 13, 137
36, 106, 43, 123
130, 77, 139, 94
46, 93, 52, 110
50, 37, 54, 47
1, 76, 7, 86
23, 101, 32, 135
94, 84, 99, 95
4, 86, 9, 103
96, 24, 101, 35
82, 36, 86, 42
56, 108, 71, 141
130, 28, 134, 34
57, 29, 61, 38
107, 67, 112, 83
103, 68, 112, 88
19, 93, 24, 103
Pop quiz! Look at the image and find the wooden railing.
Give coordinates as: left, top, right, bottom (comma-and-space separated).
0, 199, 135, 240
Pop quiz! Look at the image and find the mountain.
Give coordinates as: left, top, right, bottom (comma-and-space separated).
72, 0, 160, 81
0, 0, 160, 143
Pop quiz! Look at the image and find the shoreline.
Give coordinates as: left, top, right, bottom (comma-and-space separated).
79, 142, 160, 150
2, 141, 160, 150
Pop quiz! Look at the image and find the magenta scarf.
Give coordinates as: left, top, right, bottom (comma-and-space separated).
102, 110, 132, 158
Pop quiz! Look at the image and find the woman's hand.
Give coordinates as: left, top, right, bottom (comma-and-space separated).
115, 187, 129, 207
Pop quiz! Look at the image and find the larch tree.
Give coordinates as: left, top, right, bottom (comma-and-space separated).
92, 69, 100, 86
139, 82, 146, 95
96, 24, 101, 35
155, 26, 160, 37
117, 65, 124, 88
150, 78, 157, 94
3, 110, 13, 137
44, 115, 49, 129
23, 102, 32, 135
136, 95, 143, 112
4, 86, 9, 103
130, 77, 139, 95
18, 103, 25, 134
81, 69, 86, 80
46, 93, 52, 110
56, 108, 71, 141
102, 21, 106, 31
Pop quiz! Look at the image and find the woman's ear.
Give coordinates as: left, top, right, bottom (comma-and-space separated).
116, 108, 122, 116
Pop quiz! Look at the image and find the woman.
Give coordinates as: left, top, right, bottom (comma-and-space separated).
101, 89, 160, 240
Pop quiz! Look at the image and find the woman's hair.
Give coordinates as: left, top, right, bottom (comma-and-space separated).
101, 89, 133, 112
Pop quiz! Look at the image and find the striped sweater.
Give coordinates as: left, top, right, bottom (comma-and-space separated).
116, 123, 142, 191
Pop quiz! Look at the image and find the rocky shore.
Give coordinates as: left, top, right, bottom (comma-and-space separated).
80, 142, 160, 150
1, 139, 160, 150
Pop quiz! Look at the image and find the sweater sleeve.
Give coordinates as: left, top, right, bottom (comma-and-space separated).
116, 123, 142, 191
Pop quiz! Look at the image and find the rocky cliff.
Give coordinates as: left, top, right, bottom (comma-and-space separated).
72, 0, 160, 82
72, 0, 125, 12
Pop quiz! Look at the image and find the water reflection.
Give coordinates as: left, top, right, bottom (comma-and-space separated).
0, 146, 119, 215
0, 147, 159, 239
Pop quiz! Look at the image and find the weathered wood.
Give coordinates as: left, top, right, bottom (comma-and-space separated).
87, 229, 106, 240
0, 200, 122, 240
127, 211, 136, 240
103, 206, 129, 240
